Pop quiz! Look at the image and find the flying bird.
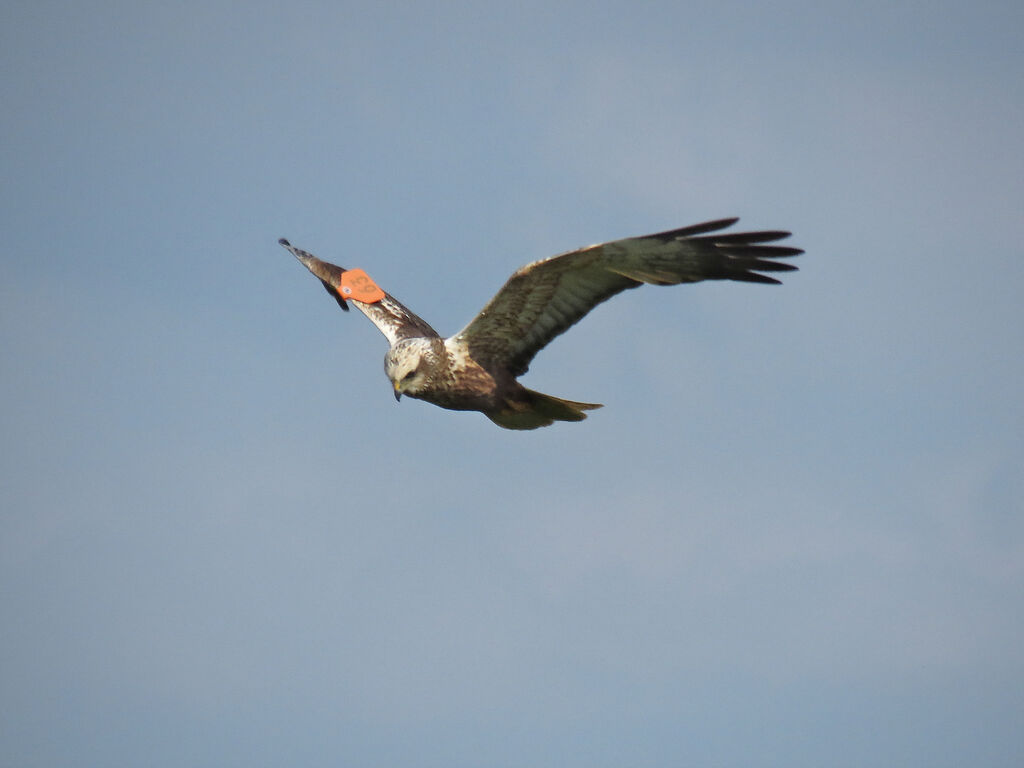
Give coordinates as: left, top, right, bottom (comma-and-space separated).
279, 218, 801, 429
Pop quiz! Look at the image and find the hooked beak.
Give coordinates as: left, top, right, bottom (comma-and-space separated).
393, 381, 402, 402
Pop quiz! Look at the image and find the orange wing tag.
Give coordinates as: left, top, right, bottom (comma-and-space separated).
338, 268, 385, 303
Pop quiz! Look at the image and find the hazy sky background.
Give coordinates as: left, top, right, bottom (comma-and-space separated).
2, 1, 1022, 766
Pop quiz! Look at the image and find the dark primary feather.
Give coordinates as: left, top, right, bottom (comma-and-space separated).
454, 218, 802, 376
279, 238, 350, 311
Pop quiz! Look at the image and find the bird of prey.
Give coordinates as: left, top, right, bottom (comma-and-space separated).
279, 218, 801, 429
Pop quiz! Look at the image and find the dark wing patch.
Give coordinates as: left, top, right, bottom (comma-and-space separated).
320, 278, 350, 311
452, 218, 801, 376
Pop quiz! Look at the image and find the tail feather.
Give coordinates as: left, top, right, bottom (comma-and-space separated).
487, 388, 603, 430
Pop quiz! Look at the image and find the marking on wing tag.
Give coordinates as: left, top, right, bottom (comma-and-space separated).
339, 268, 385, 303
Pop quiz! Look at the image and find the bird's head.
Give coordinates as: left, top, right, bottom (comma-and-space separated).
385, 339, 435, 400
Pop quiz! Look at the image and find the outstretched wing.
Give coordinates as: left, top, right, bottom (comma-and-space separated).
452, 218, 802, 376
279, 238, 440, 344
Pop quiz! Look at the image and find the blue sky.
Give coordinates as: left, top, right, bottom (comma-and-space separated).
2, 1, 1022, 766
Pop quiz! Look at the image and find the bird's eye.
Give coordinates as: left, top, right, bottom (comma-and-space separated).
403, 370, 416, 381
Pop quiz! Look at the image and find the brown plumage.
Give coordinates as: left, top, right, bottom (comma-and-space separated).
280, 217, 802, 429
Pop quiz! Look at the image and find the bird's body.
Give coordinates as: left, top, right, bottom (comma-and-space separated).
280, 217, 801, 429
384, 336, 601, 429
